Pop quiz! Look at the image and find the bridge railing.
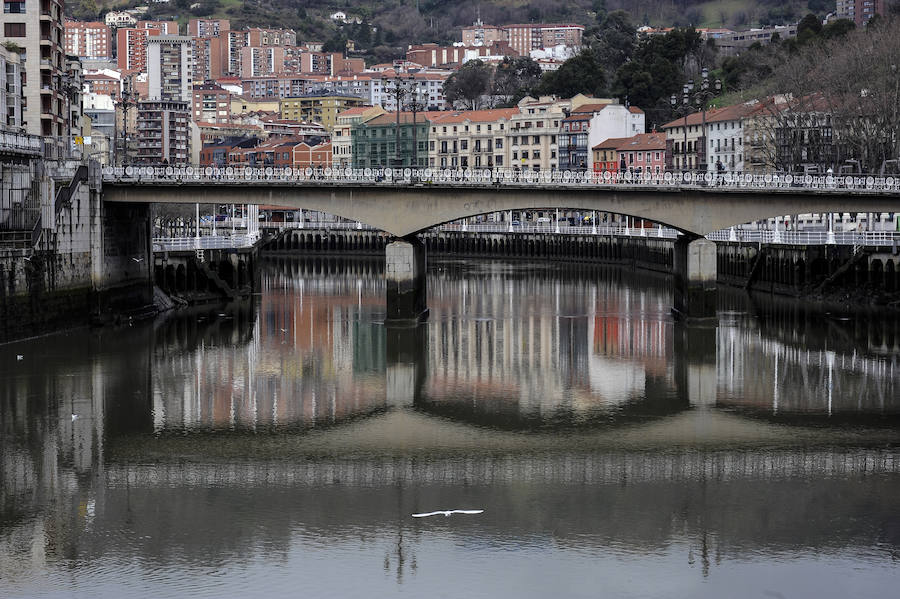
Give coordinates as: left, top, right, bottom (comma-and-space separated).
152, 233, 259, 252
706, 229, 900, 246
103, 165, 900, 192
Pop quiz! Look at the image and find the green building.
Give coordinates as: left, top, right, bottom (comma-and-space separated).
351, 112, 430, 168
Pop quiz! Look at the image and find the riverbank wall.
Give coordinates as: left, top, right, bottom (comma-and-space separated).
1, 162, 154, 343
260, 228, 900, 308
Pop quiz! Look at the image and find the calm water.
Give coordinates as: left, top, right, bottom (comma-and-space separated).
2, 257, 899, 598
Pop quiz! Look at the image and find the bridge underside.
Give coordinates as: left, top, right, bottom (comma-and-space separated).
105, 182, 899, 322
103, 182, 900, 238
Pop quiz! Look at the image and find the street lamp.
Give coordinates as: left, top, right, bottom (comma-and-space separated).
389, 74, 422, 168
670, 68, 721, 173
670, 84, 691, 172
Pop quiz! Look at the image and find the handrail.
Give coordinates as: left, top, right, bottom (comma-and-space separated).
54, 165, 88, 214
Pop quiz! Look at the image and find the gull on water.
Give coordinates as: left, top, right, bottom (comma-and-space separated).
412, 510, 484, 518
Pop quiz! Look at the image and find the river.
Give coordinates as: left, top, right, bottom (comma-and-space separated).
1, 257, 899, 598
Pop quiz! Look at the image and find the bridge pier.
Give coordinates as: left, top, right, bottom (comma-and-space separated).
385, 236, 428, 324
673, 237, 717, 321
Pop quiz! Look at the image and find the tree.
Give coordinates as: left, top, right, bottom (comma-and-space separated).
590, 10, 636, 73
796, 13, 823, 44
534, 50, 606, 99
443, 60, 493, 110
492, 57, 543, 106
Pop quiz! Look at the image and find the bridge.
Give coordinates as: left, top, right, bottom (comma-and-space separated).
103, 166, 900, 321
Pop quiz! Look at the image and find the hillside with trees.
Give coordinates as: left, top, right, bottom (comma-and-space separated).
71, 0, 846, 65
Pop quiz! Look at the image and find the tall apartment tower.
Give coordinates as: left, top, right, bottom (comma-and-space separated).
148, 36, 193, 102
117, 27, 161, 72
0, 0, 69, 146
835, 0, 885, 26
192, 36, 225, 83
64, 21, 112, 60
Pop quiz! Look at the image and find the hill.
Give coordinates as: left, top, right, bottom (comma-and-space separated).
74, 0, 834, 51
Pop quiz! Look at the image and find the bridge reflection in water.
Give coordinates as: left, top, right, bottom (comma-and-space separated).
2, 257, 899, 596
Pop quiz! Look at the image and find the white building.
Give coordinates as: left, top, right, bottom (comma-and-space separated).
148, 36, 193, 102
586, 104, 645, 169
105, 11, 138, 28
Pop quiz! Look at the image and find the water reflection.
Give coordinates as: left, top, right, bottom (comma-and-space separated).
2, 257, 900, 598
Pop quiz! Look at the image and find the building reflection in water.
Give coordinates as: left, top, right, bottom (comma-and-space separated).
2, 257, 900, 595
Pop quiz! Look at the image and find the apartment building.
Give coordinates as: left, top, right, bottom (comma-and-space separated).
148, 36, 193, 102
351, 111, 430, 168
64, 21, 112, 60
461, 20, 507, 46
240, 46, 285, 78
1, 0, 70, 145
84, 73, 121, 99
137, 20, 179, 34
117, 27, 160, 72
332, 105, 385, 167
662, 102, 754, 172
242, 74, 312, 99
135, 99, 190, 164
192, 83, 231, 124
279, 94, 368, 131
188, 18, 229, 38
835, 0, 884, 26
614, 132, 667, 174
504, 23, 584, 56
192, 36, 225, 83
246, 27, 297, 47
370, 71, 450, 111
505, 96, 571, 171
427, 108, 519, 169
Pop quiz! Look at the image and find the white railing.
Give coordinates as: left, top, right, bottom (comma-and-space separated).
706, 229, 900, 247
103, 165, 900, 193
153, 233, 259, 252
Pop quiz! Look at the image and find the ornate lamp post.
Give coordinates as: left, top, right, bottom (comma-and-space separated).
389, 73, 422, 169
670, 68, 721, 173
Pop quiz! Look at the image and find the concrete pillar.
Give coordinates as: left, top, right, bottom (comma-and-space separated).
673, 237, 717, 321
385, 324, 427, 409
385, 236, 428, 324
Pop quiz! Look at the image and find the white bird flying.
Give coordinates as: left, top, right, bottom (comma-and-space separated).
412, 509, 484, 518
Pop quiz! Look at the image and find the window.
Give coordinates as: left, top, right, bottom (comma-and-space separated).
495, 138, 503, 149
522, 151, 528, 159
429, 141, 435, 151
460, 140, 467, 150
551, 135, 556, 144
4, 1, 25, 13
4, 22, 25, 37
533, 150, 540, 159
532, 135, 539, 144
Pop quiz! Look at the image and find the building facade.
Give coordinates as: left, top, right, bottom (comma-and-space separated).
279, 94, 368, 131
351, 112, 430, 168
1, 0, 69, 148
64, 21, 112, 60
117, 27, 160, 72
135, 100, 190, 164
835, 0, 884, 26
148, 36, 193, 102
192, 83, 231, 124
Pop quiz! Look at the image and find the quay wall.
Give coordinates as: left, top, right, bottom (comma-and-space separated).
1, 164, 153, 343
260, 228, 900, 302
